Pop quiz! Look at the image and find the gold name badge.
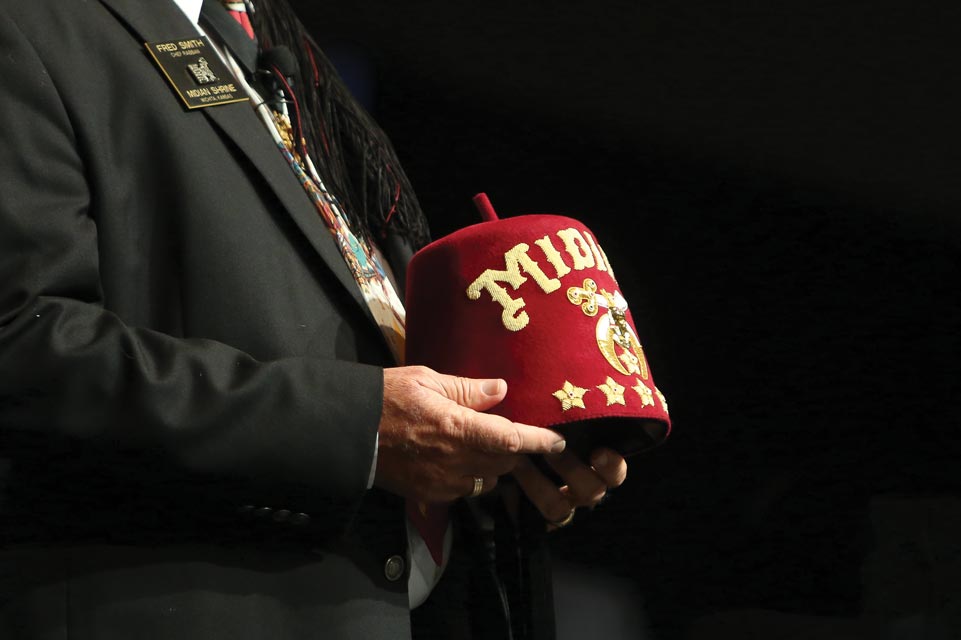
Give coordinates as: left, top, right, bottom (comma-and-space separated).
145, 37, 248, 109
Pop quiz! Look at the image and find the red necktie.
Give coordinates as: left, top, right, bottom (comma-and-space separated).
225, 3, 255, 40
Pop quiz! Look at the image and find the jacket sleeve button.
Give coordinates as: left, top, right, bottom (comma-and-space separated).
253, 506, 273, 518
383, 555, 406, 582
272, 509, 292, 523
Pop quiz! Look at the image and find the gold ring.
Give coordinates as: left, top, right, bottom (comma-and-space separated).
468, 476, 484, 498
549, 508, 575, 529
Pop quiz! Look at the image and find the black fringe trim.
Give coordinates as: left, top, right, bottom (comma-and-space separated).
248, 0, 431, 248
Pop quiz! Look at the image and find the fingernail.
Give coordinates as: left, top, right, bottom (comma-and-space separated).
481, 379, 502, 395
551, 439, 566, 453
592, 452, 608, 467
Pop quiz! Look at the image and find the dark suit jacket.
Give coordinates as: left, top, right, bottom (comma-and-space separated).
0, 1, 420, 637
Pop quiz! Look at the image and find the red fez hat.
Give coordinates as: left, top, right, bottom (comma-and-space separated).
405, 194, 670, 458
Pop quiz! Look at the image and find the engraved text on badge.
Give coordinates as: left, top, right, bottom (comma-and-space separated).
145, 37, 248, 109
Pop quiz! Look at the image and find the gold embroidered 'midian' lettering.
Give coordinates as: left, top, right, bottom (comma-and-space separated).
466, 228, 617, 331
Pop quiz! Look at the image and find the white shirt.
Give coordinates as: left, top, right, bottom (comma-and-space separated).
172, 0, 203, 23
165, 0, 449, 609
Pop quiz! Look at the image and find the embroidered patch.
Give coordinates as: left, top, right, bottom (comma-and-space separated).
552, 381, 588, 411
597, 376, 626, 406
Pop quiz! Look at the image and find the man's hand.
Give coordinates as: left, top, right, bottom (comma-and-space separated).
512, 448, 628, 527
374, 366, 567, 504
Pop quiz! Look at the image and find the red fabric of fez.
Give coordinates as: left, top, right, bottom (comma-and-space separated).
405, 212, 670, 458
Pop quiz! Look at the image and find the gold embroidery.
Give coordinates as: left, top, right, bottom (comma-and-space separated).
464, 227, 622, 330
466, 242, 565, 331
597, 376, 626, 406
582, 230, 608, 273
655, 387, 669, 414
632, 379, 655, 407
534, 235, 572, 279
552, 381, 588, 411
567, 279, 599, 316
502, 244, 562, 294
556, 228, 596, 270
617, 350, 641, 374
466, 266, 529, 331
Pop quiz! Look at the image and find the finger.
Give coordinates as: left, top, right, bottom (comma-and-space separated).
429, 372, 508, 412
512, 456, 573, 523
456, 450, 523, 478
409, 368, 565, 455
545, 452, 608, 506
545, 493, 576, 532
589, 448, 628, 488
462, 474, 499, 499
460, 411, 566, 455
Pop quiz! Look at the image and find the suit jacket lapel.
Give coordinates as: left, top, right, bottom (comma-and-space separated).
200, 105, 376, 324
98, 0, 375, 324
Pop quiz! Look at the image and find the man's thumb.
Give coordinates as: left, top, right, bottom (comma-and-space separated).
437, 374, 507, 412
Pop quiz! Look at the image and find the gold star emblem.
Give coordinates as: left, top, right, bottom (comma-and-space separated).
632, 379, 655, 407
655, 387, 669, 414
597, 376, 626, 406
618, 349, 641, 375
552, 381, 588, 411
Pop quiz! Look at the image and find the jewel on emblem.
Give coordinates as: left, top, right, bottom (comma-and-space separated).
552, 381, 588, 411
632, 379, 655, 407
597, 376, 626, 406
655, 387, 669, 414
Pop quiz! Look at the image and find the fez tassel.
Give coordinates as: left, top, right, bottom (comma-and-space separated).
473, 192, 499, 222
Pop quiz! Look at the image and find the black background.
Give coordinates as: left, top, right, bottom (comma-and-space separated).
299, 2, 961, 636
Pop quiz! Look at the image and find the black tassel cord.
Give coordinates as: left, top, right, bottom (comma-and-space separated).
247, 0, 431, 248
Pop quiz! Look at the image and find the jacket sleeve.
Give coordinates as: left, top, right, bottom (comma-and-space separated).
0, 7, 383, 515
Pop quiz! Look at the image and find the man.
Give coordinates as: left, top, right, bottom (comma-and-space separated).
0, 0, 627, 637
